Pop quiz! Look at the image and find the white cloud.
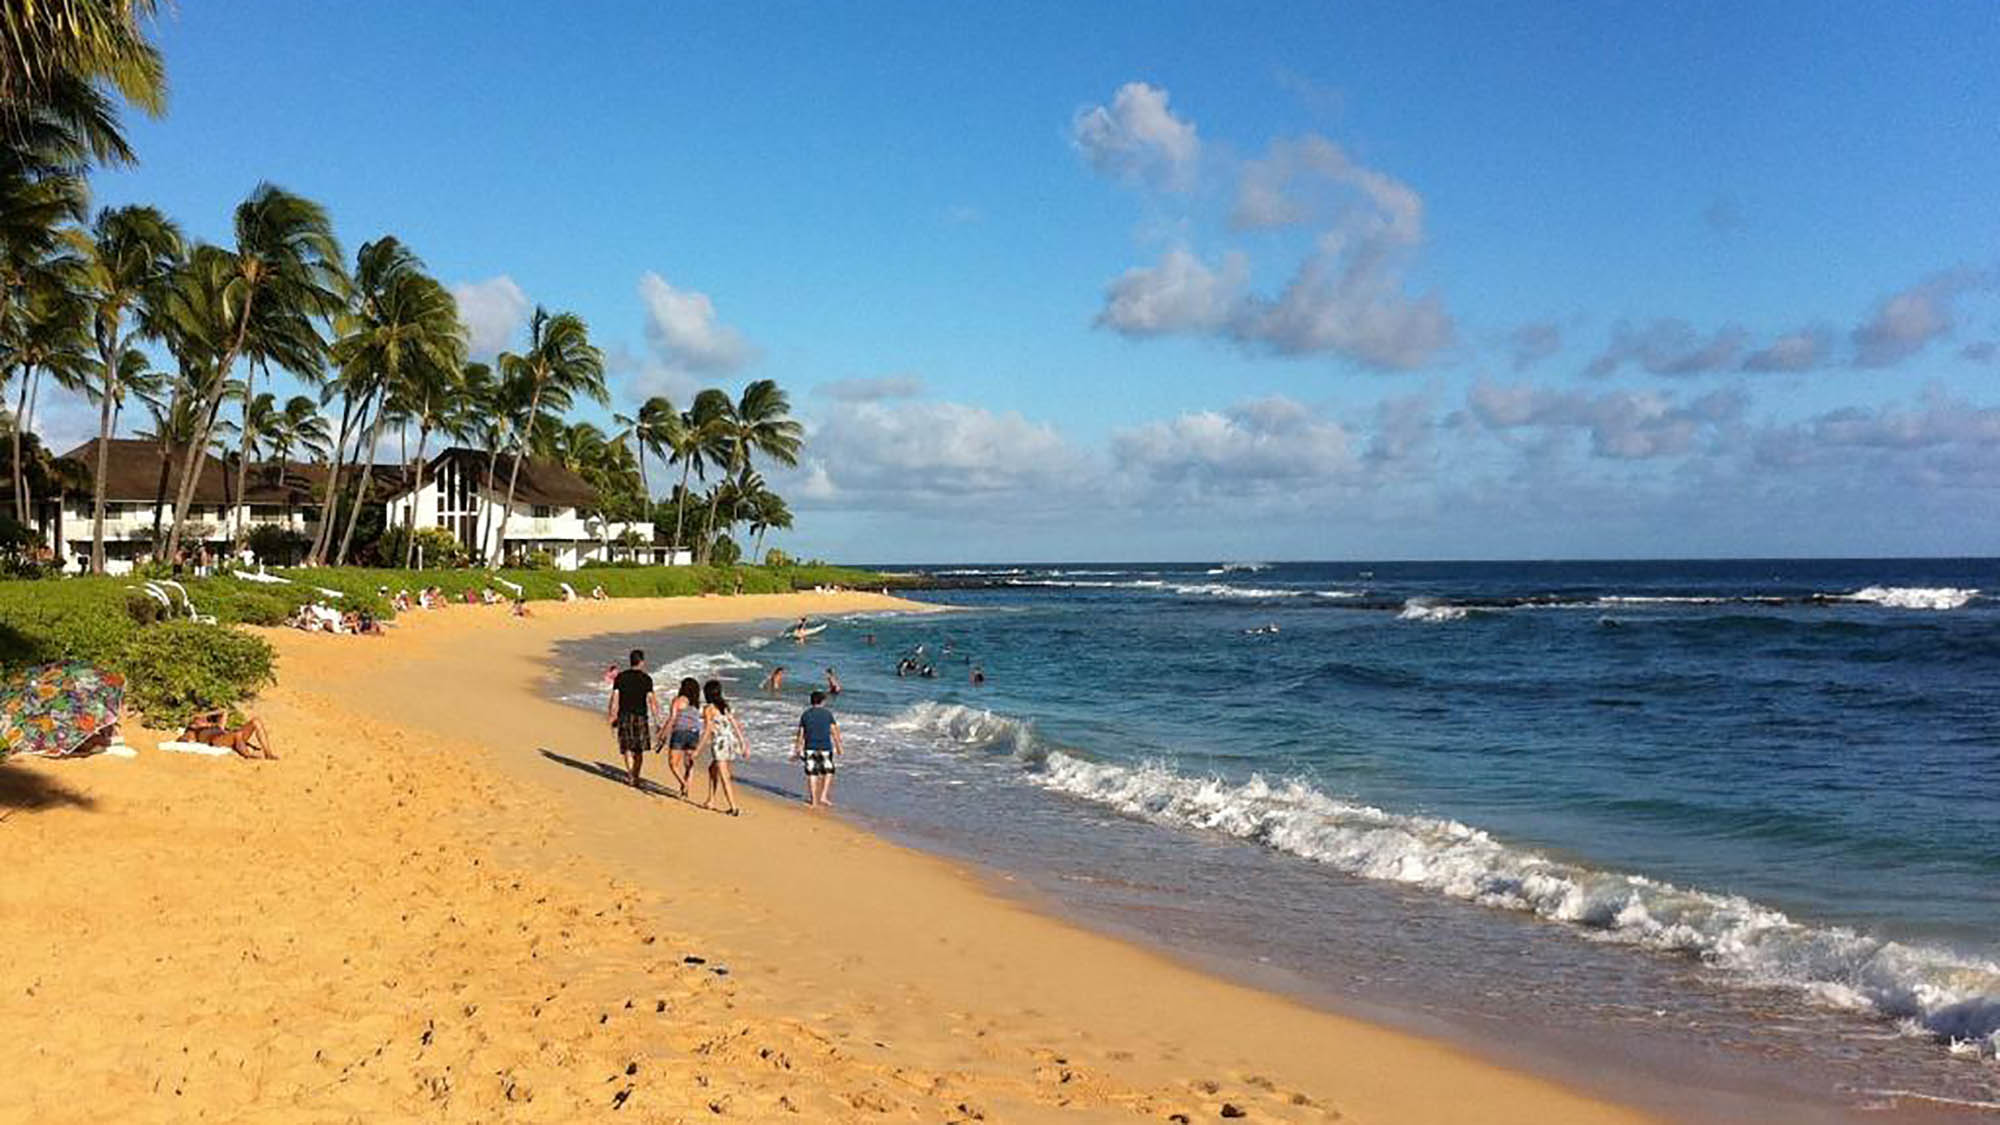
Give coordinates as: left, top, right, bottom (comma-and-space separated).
1071, 82, 1200, 189
1584, 319, 1747, 377
1509, 321, 1562, 372
1740, 328, 1828, 373
1469, 379, 1746, 460
816, 374, 926, 403
1230, 135, 1422, 240
638, 271, 755, 374
1095, 248, 1247, 336
1093, 130, 1451, 371
1230, 233, 1452, 370
1851, 269, 1987, 368
1112, 395, 1356, 495
450, 275, 531, 357
795, 398, 1089, 510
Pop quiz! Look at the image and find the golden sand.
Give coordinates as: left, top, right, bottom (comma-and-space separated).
0, 592, 1648, 1122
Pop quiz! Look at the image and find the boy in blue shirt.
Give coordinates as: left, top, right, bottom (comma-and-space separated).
791, 690, 842, 808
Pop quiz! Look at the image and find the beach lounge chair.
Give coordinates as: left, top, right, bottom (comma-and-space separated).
128, 583, 175, 615
559, 582, 578, 602
155, 579, 218, 625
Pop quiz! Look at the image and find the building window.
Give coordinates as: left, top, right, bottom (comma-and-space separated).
533, 505, 551, 519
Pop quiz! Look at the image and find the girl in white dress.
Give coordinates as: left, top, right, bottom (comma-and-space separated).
695, 678, 750, 816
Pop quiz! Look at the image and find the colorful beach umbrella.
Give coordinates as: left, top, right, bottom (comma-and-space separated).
0, 662, 126, 760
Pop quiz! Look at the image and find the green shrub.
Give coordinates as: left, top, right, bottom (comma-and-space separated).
219, 589, 291, 626
125, 591, 163, 626
120, 621, 275, 725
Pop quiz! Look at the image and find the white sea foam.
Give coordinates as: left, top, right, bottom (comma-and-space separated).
1314, 589, 1364, 599
888, 701, 1044, 761
1845, 586, 1979, 611
1168, 582, 1298, 599
655, 649, 762, 680
742, 635, 772, 649
1024, 751, 2000, 1056
1398, 600, 1469, 622
1594, 595, 1732, 606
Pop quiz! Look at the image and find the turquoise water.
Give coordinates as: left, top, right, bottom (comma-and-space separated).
555, 559, 2000, 1115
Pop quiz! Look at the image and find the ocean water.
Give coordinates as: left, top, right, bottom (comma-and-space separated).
551, 560, 2000, 1117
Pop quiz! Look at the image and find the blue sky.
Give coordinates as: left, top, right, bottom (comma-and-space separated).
41, 1, 2000, 561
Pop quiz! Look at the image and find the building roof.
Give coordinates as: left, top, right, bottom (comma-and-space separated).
58, 438, 406, 505
392, 447, 598, 508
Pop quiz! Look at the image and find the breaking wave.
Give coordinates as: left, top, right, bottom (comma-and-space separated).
1845, 586, 1979, 611
1399, 599, 1470, 622
1028, 753, 2000, 1056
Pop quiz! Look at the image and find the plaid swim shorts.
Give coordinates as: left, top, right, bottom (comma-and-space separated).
801, 748, 836, 777
616, 713, 651, 755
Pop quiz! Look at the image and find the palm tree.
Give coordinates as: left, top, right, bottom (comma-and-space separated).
667, 388, 731, 558
7, 274, 90, 527
700, 380, 802, 564
225, 387, 285, 540
78, 204, 181, 570
1, 0, 165, 167
133, 388, 199, 550
613, 394, 678, 506
491, 307, 604, 565
320, 236, 456, 565
392, 349, 471, 568
160, 185, 344, 563
744, 478, 793, 563
261, 393, 327, 536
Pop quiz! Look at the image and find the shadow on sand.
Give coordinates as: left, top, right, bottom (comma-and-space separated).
0, 763, 97, 819
536, 748, 807, 806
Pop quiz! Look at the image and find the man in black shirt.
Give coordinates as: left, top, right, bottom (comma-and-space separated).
605, 648, 661, 789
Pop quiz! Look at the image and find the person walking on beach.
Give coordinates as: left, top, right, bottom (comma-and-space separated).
606, 649, 661, 790
791, 690, 842, 808
695, 679, 750, 816
661, 677, 703, 796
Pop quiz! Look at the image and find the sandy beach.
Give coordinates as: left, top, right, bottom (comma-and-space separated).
0, 592, 1650, 1123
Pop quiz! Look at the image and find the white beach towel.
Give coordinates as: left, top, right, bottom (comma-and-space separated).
157, 740, 233, 756
491, 575, 523, 594
232, 570, 291, 585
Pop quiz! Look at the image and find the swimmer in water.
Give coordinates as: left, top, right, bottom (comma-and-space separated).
762, 666, 787, 692
971, 664, 985, 686
825, 666, 842, 695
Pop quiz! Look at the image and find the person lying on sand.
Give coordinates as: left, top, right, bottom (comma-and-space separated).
179, 707, 277, 760
511, 598, 531, 618
591, 584, 607, 600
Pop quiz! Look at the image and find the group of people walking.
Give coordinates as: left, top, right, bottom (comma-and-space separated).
605, 648, 844, 815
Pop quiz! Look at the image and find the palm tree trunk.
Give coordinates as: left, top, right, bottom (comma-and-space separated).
11, 367, 31, 522
88, 335, 120, 574
230, 364, 259, 545
334, 392, 386, 565
167, 287, 256, 562
17, 367, 43, 531
308, 391, 358, 565
149, 440, 170, 551
493, 380, 544, 567
701, 485, 723, 565
477, 441, 502, 564
402, 421, 432, 569
672, 457, 693, 556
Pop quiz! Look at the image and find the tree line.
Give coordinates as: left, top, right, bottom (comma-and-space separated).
0, 2, 802, 574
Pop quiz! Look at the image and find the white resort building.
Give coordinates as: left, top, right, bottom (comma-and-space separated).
34, 439, 670, 574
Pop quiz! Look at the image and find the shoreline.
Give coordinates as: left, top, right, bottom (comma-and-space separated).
3, 592, 1652, 1121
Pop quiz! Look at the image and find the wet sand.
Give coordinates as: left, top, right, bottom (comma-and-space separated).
0, 592, 1650, 1122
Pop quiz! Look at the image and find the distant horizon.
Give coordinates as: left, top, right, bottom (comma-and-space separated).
865, 554, 1999, 568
